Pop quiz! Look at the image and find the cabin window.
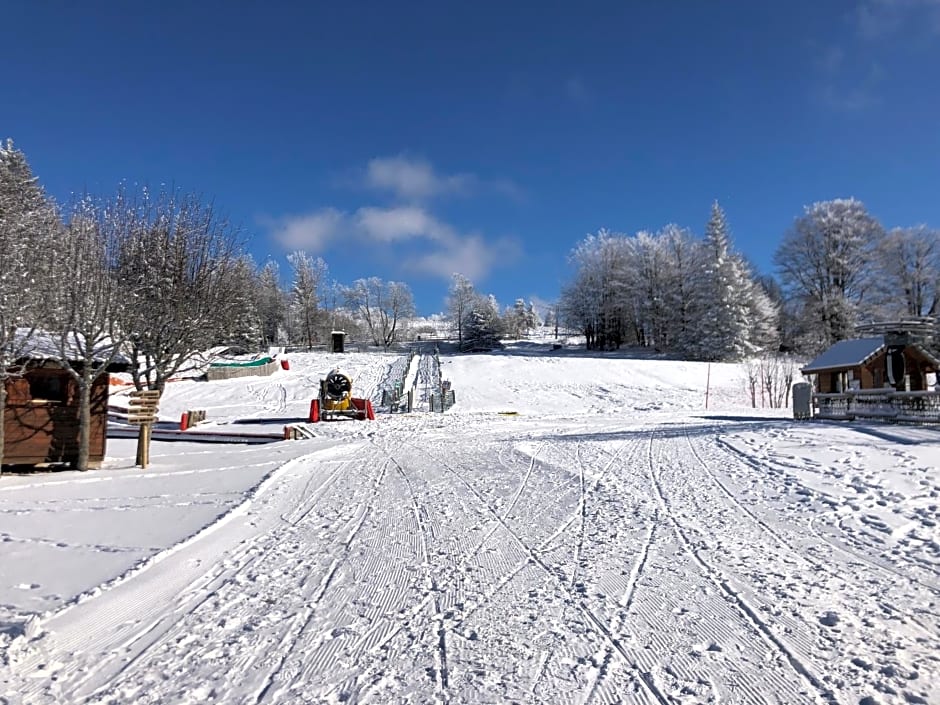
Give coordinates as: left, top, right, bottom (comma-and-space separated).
27, 374, 67, 404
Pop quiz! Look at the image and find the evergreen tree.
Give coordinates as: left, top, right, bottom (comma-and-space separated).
502, 299, 541, 339
685, 202, 758, 361
0, 140, 58, 469
462, 294, 504, 351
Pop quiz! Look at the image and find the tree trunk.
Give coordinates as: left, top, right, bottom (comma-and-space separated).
75, 369, 93, 471
0, 380, 6, 474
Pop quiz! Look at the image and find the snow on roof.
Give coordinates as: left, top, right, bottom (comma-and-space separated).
10, 328, 130, 367
802, 337, 884, 373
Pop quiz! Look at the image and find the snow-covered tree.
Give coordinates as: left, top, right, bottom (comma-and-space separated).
446, 273, 476, 345
869, 226, 940, 320
216, 256, 263, 350
287, 251, 327, 349
47, 196, 128, 471
625, 230, 675, 350
659, 224, 699, 353
0, 140, 59, 468
461, 294, 504, 351
684, 203, 760, 361
503, 298, 540, 339
344, 277, 416, 348
257, 260, 287, 346
775, 198, 882, 352
115, 187, 245, 391
560, 230, 630, 350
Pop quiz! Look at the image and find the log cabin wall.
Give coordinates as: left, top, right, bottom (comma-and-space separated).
2, 369, 109, 468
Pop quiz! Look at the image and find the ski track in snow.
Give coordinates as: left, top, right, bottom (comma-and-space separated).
1, 351, 938, 705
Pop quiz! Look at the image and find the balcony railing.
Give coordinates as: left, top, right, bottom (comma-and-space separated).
814, 389, 940, 423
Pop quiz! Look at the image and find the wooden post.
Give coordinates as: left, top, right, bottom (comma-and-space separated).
128, 390, 161, 468
705, 363, 711, 410
136, 423, 153, 468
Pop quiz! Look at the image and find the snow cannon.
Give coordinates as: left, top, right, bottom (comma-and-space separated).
309, 369, 375, 422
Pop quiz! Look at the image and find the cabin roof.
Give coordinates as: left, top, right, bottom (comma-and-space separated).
802, 336, 940, 374
9, 328, 130, 371
802, 337, 884, 373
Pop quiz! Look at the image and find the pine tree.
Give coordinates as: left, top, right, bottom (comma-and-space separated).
0, 140, 59, 469
685, 202, 756, 361
461, 294, 504, 351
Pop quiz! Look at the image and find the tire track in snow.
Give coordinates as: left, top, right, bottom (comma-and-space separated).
388, 455, 450, 703
21, 443, 380, 705
422, 441, 673, 705
6, 449, 342, 704
252, 455, 393, 704
686, 429, 939, 702
645, 431, 837, 705
500, 442, 543, 521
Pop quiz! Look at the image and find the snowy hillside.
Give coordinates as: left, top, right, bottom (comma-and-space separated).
0, 345, 937, 705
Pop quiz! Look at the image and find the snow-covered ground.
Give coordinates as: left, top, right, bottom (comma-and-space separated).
1, 345, 938, 705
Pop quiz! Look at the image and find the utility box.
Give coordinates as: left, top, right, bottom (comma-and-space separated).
793, 382, 813, 420
330, 331, 346, 353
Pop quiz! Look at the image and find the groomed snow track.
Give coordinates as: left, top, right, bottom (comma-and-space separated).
3, 350, 938, 705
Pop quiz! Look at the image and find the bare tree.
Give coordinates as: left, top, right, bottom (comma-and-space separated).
287, 251, 327, 349
870, 226, 940, 320
46, 196, 128, 471
446, 273, 476, 345
115, 187, 244, 391
775, 198, 882, 352
344, 277, 416, 348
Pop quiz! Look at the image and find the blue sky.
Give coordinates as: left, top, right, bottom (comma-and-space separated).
4, 1, 940, 315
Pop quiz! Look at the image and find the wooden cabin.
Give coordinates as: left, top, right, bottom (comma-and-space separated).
3, 347, 128, 470
802, 336, 940, 393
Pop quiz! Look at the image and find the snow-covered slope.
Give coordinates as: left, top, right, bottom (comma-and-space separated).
1, 346, 937, 705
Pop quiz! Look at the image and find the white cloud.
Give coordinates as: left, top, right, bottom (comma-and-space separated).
269, 208, 344, 251
365, 156, 472, 201
355, 206, 455, 243
267, 156, 524, 282
266, 203, 517, 282
405, 234, 520, 282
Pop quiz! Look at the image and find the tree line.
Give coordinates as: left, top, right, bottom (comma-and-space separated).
557, 200, 939, 361
0, 141, 420, 469
6, 137, 937, 464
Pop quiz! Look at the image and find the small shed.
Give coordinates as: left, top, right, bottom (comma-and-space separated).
330, 331, 346, 353
802, 336, 940, 393
2, 333, 128, 469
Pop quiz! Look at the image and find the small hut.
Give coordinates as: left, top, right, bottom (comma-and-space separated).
802, 333, 940, 393
2, 332, 129, 469
330, 331, 346, 353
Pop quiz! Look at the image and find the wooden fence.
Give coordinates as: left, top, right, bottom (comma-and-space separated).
814, 389, 940, 423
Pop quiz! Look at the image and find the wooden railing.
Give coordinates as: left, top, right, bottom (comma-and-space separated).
814, 389, 940, 423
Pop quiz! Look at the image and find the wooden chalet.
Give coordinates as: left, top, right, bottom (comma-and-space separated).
2, 332, 129, 469
801, 337, 940, 393
802, 321, 940, 422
